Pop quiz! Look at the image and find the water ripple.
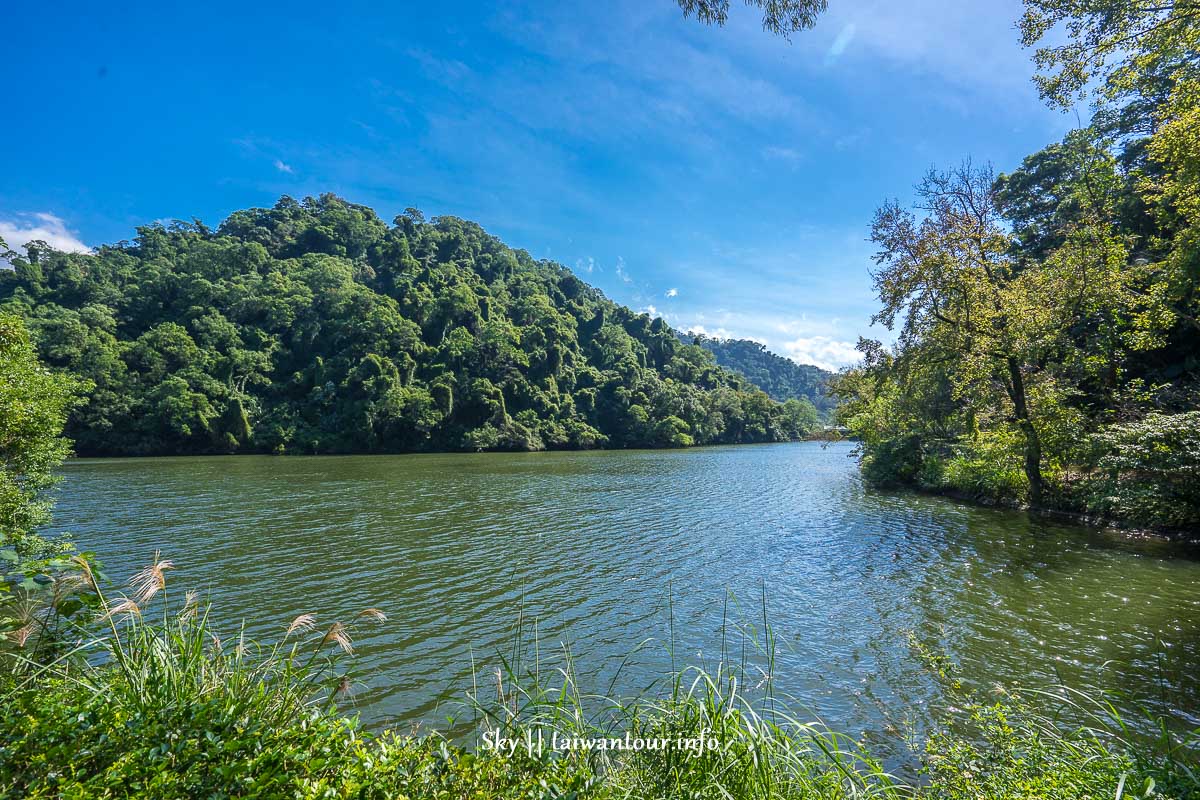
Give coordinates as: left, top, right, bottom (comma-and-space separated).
50, 443, 1200, 747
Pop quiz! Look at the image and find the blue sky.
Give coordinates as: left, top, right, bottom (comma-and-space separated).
1, 0, 1075, 369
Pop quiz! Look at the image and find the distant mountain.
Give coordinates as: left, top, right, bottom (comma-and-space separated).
681, 333, 834, 413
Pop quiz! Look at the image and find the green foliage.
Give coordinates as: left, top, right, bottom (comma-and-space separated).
859, 435, 928, 488
779, 397, 820, 438
2, 554, 592, 800
924, 702, 1152, 800
0, 549, 105, 671
687, 332, 833, 412
1079, 411, 1200, 527
838, 1, 1200, 527
941, 432, 1030, 504
2, 559, 1197, 799
0, 196, 807, 457
0, 313, 87, 557
674, 0, 827, 38
1019, 0, 1199, 112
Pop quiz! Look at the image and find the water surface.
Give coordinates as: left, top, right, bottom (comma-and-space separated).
51, 442, 1200, 752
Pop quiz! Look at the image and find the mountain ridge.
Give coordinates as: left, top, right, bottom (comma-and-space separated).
0, 194, 821, 455
682, 333, 833, 414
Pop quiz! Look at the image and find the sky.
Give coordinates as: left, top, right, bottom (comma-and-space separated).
0, 0, 1077, 370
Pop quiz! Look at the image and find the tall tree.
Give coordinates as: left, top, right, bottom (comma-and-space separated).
870, 163, 1051, 503
0, 197, 804, 457
0, 302, 87, 556
1020, 0, 1200, 112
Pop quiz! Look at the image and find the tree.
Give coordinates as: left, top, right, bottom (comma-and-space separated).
674, 0, 826, 38
870, 163, 1048, 501
778, 397, 819, 438
687, 333, 832, 411
0, 196, 803, 456
1020, 0, 1200, 111
833, 2, 1199, 527
0, 311, 87, 556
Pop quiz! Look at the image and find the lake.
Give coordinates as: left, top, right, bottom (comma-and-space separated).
50, 441, 1200, 756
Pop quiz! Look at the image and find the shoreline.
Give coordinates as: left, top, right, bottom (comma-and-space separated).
902, 483, 1200, 547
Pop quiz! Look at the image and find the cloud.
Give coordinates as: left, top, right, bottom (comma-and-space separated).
405, 48, 473, 85
827, 23, 857, 60
575, 256, 596, 273
665, 287, 678, 298
643, 304, 659, 317
615, 256, 632, 283
679, 323, 768, 347
813, 0, 1046, 96
778, 336, 860, 371
274, 159, 294, 174
0, 213, 91, 255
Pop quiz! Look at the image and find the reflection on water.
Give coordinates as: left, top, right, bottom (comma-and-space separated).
51, 442, 1200, 750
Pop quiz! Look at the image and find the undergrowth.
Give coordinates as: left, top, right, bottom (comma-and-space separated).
1, 557, 1197, 799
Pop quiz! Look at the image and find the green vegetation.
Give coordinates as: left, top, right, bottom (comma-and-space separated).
1, 314, 1195, 796
674, 0, 827, 38
835, 0, 1200, 530
3, 557, 1196, 798
0, 291, 86, 557
0, 203, 823, 457
686, 333, 832, 416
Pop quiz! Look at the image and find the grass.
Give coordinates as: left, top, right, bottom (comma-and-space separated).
2, 556, 1198, 799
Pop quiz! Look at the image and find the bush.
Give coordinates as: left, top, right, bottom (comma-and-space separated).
940, 431, 1029, 504
4, 556, 1198, 799
860, 434, 929, 487
1, 680, 600, 799
1081, 412, 1200, 528
0, 555, 596, 799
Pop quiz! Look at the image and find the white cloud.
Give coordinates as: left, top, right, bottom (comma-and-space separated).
615, 256, 632, 283
813, 0, 1046, 96
827, 23, 857, 59
274, 159, 294, 174
644, 304, 658, 317
779, 336, 860, 371
576, 256, 596, 273
665, 287, 678, 298
680, 323, 768, 347
0, 213, 91, 255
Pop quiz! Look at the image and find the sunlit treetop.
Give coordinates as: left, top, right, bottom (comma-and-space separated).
1020, 0, 1200, 110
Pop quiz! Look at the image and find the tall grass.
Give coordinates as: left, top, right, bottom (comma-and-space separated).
464, 591, 906, 798
4, 552, 382, 724
2, 556, 1198, 799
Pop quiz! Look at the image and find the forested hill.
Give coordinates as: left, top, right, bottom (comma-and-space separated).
682, 334, 833, 413
0, 195, 821, 456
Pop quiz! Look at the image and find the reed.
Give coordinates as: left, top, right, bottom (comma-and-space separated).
2, 556, 1197, 799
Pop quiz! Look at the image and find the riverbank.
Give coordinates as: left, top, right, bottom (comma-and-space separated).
901, 482, 1200, 546
4, 565, 1198, 799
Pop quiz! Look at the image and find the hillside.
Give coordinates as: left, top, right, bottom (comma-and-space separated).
682, 334, 834, 413
0, 195, 821, 456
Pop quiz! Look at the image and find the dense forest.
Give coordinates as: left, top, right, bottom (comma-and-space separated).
835, 0, 1200, 529
685, 333, 833, 413
0, 203, 821, 456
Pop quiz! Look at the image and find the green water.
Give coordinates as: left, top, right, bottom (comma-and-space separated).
51, 442, 1200, 750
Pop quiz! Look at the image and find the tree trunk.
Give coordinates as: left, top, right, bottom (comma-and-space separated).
1006, 357, 1043, 505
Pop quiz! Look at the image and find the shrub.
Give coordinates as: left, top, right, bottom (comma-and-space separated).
1081, 412, 1200, 527
940, 431, 1028, 504
4, 557, 1198, 799
860, 434, 929, 487
0, 554, 597, 799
